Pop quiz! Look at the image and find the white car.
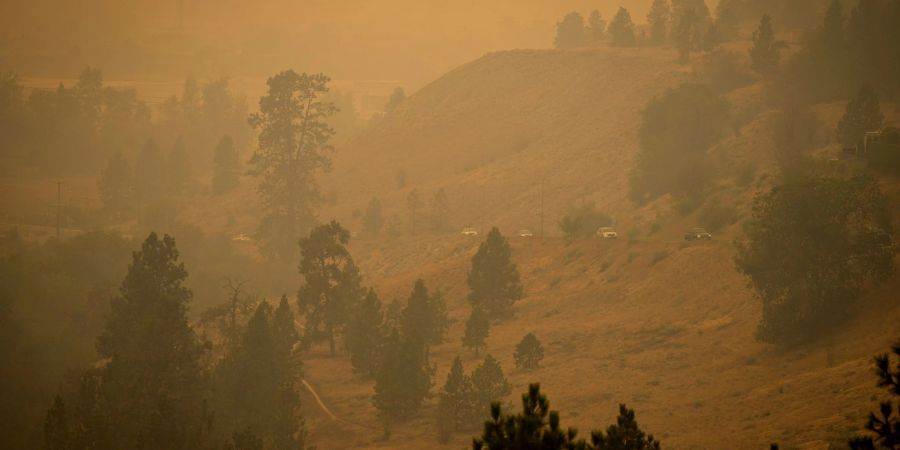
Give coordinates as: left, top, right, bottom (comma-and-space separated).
461, 227, 478, 236
597, 227, 618, 239
518, 229, 534, 238
232, 233, 252, 242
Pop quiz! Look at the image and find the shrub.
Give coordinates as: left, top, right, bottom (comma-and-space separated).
559, 203, 612, 239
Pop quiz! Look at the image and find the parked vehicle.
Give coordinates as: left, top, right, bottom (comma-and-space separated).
597, 227, 618, 239
518, 229, 534, 238
684, 227, 712, 241
461, 227, 478, 236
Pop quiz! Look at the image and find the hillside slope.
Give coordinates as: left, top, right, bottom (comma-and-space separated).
183, 46, 900, 449
302, 47, 900, 449
321, 47, 691, 234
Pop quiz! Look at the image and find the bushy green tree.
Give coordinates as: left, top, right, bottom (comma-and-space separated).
467, 227, 524, 319
608, 7, 636, 47
554, 12, 587, 49
400, 279, 449, 346
837, 84, 884, 148
248, 71, 336, 259
214, 300, 305, 449
647, 0, 672, 45
95, 233, 210, 448
587, 11, 606, 44
674, 7, 700, 62
373, 330, 432, 423
735, 174, 896, 343
272, 294, 299, 359
463, 306, 490, 355
849, 340, 900, 450
437, 356, 479, 434
749, 14, 787, 75
471, 354, 511, 416
630, 83, 729, 202
559, 203, 612, 240
297, 220, 357, 355
514, 332, 544, 370
345, 288, 387, 377
212, 136, 240, 194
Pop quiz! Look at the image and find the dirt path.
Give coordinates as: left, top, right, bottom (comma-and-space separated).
299, 377, 378, 432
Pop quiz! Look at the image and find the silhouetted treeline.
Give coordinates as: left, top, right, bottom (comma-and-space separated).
0, 68, 249, 177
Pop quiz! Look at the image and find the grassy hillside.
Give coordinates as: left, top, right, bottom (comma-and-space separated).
4, 43, 899, 449
289, 46, 900, 449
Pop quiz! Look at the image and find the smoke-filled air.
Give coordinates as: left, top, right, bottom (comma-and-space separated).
3, 0, 900, 449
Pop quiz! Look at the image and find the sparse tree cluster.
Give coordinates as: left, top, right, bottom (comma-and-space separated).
437, 354, 512, 442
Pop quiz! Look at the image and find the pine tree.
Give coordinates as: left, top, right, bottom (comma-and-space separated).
590, 404, 661, 450
400, 279, 448, 347
212, 136, 240, 194
298, 221, 357, 356
467, 227, 524, 319
470, 354, 511, 417
749, 14, 787, 75
363, 197, 384, 236
674, 7, 699, 62
373, 330, 432, 423
95, 233, 210, 448
647, 0, 672, 45
849, 340, 900, 450
462, 306, 490, 356
514, 332, 544, 370
44, 395, 70, 450
98, 151, 132, 216
215, 301, 306, 449
272, 295, 299, 365
437, 356, 478, 433
554, 12, 587, 49
608, 7, 636, 47
587, 11, 606, 44
472, 384, 661, 450
248, 71, 336, 260
473, 383, 574, 449
345, 288, 387, 377
837, 84, 884, 148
